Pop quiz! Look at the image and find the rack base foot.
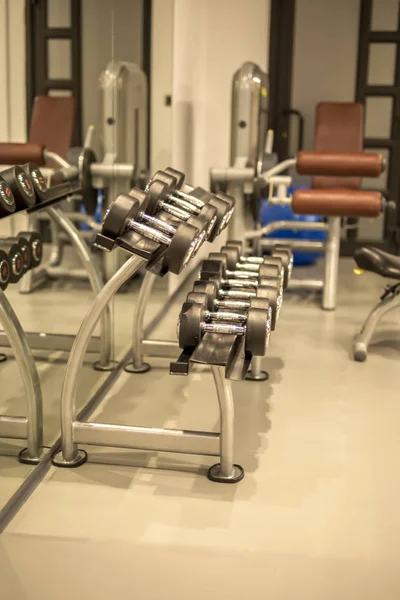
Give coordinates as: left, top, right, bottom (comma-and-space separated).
92, 360, 118, 372
353, 338, 367, 362
18, 446, 48, 465
51, 449, 88, 468
124, 361, 152, 374
207, 463, 244, 484
0, 353, 7, 363
245, 370, 269, 382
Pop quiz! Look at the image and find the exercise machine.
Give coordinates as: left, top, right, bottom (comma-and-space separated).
212, 147, 385, 310
352, 247, 400, 361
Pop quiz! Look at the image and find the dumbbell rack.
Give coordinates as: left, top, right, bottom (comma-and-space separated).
51, 253, 243, 483
0, 182, 115, 371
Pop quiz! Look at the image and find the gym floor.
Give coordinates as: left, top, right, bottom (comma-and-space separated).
0, 258, 399, 600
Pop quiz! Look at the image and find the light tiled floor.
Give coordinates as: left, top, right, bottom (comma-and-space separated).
0, 259, 399, 600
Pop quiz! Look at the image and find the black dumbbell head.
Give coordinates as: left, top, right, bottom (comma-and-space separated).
21, 163, 47, 202
272, 249, 292, 288
0, 176, 16, 217
102, 193, 140, 239
178, 301, 204, 349
0, 240, 24, 283
192, 280, 218, 308
186, 291, 209, 309
164, 167, 185, 189
18, 231, 43, 268
146, 179, 171, 215
15, 237, 32, 273
245, 307, 269, 356
226, 240, 243, 254
0, 249, 10, 290
1, 166, 36, 209
162, 222, 199, 275
152, 171, 177, 194
221, 245, 240, 270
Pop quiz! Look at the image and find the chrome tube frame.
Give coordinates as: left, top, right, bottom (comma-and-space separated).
322, 217, 341, 310
0, 290, 44, 464
125, 271, 158, 373
52, 257, 243, 482
353, 289, 400, 361
15, 207, 114, 368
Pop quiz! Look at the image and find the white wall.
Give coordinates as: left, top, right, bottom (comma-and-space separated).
171, 0, 270, 188
150, 0, 174, 174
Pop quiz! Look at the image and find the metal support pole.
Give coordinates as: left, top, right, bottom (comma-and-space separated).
322, 217, 341, 310
353, 291, 400, 361
52, 255, 146, 467
125, 271, 157, 373
208, 365, 244, 483
45, 206, 115, 370
0, 290, 44, 464
245, 355, 268, 381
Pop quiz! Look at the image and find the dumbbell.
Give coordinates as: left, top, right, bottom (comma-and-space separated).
148, 170, 234, 240
178, 301, 270, 356
145, 179, 219, 243
0, 249, 10, 290
6, 236, 32, 274
21, 163, 48, 202
163, 167, 235, 231
186, 291, 272, 348
193, 276, 282, 331
220, 244, 285, 286
0, 239, 24, 283
206, 251, 284, 290
0, 166, 36, 209
101, 192, 200, 275
226, 240, 293, 289
18, 231, 43, 268
137, 187, 210, 255
0, 176, 16, 218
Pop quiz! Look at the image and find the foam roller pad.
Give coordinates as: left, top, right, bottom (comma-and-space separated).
296, 151, 384, 178
292, 188, 383, 217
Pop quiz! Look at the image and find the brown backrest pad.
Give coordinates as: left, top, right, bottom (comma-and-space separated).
297, 151, 383, 178
312, 102, 364, 189
292, 188, 382, 218
0, 142, 45, 166
29, 96, 76, 164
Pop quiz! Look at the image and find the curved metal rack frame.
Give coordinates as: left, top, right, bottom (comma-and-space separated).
0, 290, 45, 464
353, 287, 400, 361
52, 255, 243, 483
0, 206, 114, 370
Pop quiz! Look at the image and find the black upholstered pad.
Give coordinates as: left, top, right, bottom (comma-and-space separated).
354, 247, 400, 280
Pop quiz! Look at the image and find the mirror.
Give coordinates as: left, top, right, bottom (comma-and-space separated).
0, 0, 173, 522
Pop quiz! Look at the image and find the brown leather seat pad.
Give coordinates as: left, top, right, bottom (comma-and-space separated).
292, 188, 382, 218
0, 142, 45, 166
29, 96, 75, 165
297, 151, 383, 178
312, 102, 364, 189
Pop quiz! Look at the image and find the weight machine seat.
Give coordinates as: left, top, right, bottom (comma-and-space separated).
354, 247, 400, 280
312, 102, 364, 189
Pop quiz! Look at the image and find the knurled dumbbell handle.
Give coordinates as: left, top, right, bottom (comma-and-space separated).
201, 322, 246, 335
129, 220, 172, 245
175, 189, 204, 209
139, 213, 177, 236
205, 310, 247, 323
219, 289, 256, 299
216, 299, 250, 310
